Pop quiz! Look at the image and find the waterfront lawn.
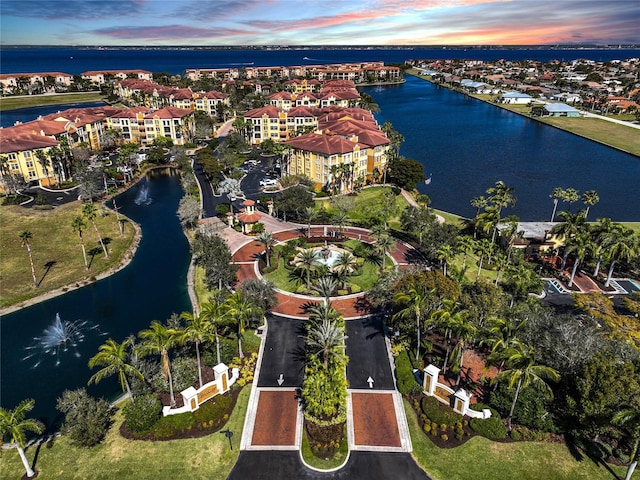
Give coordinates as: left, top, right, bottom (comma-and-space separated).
0, 202, 136, 308
0, 386, 250, 480
0, 92, 104, 111
404, 399, 630, 480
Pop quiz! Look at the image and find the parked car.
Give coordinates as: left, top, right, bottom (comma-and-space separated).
260, 178, 278, 187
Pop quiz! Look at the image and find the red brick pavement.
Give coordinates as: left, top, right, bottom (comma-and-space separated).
352, 392, 401, 447
251, 390, 298, 446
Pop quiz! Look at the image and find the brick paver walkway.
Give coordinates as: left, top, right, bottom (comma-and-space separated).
251, 390, 299, 447
351, 392, 401, 447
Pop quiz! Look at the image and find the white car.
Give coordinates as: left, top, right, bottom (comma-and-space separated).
260, 178, 278, 187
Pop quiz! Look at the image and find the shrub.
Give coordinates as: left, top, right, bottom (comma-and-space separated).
193, 394, 233, 424
123, 394, 162, 434
56, 389, 114, 448
395, 350, 418, 395
216, 203, 230, 216
441, 434, 449, 441
151, 412, 195, 438
510, 429, 521, 441
421, 396, 462, 426
151, 357, 198, 393
489, 382, 559, 433
423, 423, 431, 433
470, 416, 507, 440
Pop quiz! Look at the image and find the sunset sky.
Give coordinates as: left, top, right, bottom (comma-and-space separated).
1, 0, 639, 46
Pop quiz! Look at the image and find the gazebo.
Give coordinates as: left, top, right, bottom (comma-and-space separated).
236, 199, 261, 234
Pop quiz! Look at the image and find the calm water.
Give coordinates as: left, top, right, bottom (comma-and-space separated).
0, 169, 191, 424
0, 101, 107, 128
2, 47, 639, 74
363, 76, 640, 221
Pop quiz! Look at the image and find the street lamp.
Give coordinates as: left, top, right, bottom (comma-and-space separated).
220, 429, 233, 450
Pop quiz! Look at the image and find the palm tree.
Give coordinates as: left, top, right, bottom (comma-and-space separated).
332, 251, 358, 289
458, 235, 476, 272
35, 149, 52, 186
591, 217, 616, 277
475, 239, 495, 280
71, 216, 89, 270
82, 203, 109, 259
471, 195, 488, 218
293, 248, 321, 290
255, 231, 276, 268
306, 319, 347, 369
581, 190, 599, 220
200, 301, 226, 365
493, 251, 509, 286
137, 321, 181, 407
486, 181, 516, 216
375, 233, 395, 271
493, 342, 559, 430
0, 399, 44, 478
304, 206, 318, 237
549, 187, 565, 221
436, 244, 454, 277
603, 228, 639, 287
313, 276, 338, 303
566, 230, 593, 287
19, 231, 38, 288
308, 300, 342, 327
551, 210, 587, 271
431, 299, 464, 373
612, 406, 640, 480
223, 290, 263, 359
88, 338, 143, 403
179, 311, 213, 387
393, 283, 433, 361
449, 310, 476, 385
562, 187, 580, 212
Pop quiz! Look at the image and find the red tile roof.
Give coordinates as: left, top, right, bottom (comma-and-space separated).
144, 106, 193, 119
286, 132, 363, 155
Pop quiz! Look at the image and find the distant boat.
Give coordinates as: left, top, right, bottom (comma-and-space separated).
425, 174, 432, 185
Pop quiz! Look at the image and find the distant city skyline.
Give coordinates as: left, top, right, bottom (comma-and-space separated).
1, 0, 639, 47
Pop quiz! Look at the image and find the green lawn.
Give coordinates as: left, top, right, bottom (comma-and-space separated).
404, 399, 633, 480
0, 92, 104, 111
0, 202, 137, 309
0, 386, 250, 480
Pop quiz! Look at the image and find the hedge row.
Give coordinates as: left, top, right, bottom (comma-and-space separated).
421, 395, 462, 426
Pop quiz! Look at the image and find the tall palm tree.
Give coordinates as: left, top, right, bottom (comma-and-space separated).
493, 251, 509, 286
591, 217, 616, 277
179, 311, 213, 387
19, 230, 38, 288
223, 290, 263, 359
562, 188, 580, 212
603, 228, 639, 287
449, 310, 476, 385
612, 406, 640, 480
484, 316, 526, 389
88, 338, 143, 403
431, 299, 464, 373
293, 248, 321, 290
393, 283, 433, 361
458, 235, 476, 272
306, 319, 347, 369
436, 244, 454, 277
375, 233, 395, 272
551, 210, 587, 271
304, 206, 318, 237
35, 149, 51, 186
0, 399, 44, 478
255, 231, 276, 268
493, 342, 559, 430
566, 230, 593, 287
581, 190, 599, 220
82, 203, 109, 259
475, 239, 495, 280
200, 301, 226, 365
549, 187, 565, 221
332, 251, 358, 289
137, 321, 181, 407
308, 300, 341, 326
71, 216, 89, 270
486, 180, 516, 216
478, 205, 502, 245
470, 195, 488, 218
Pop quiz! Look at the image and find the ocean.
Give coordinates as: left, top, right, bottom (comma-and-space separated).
1, 46, 639, 75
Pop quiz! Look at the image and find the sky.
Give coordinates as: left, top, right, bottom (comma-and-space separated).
1, 0, 639, 47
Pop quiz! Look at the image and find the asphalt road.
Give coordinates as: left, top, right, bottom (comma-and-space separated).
227, 451, 432, 480
345, 316, 395, 390
257, 315, 307, 388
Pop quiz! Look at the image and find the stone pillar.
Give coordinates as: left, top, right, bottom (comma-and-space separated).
226, 212, 234, 228
267, 200, 274, 216
423, 364, 440, 396
214, 363, 230, 393
453, 388, 471, 415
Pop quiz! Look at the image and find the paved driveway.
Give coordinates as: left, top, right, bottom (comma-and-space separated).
257, 315, 306, 388
346, 316, 395, 390
227, 451, 431, 479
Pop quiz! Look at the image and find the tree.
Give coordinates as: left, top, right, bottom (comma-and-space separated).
223, 290, 263, 359
549, 187, 565, 221
82, 203, 109, 259
137, 321, 181, 407
304, 206, 318, 237
436, 244, 454, 277
474, 238, 495, 280
591, 217, 616, 277
375, 232, 396, 272
56, 388, 113, 447
88, 338, 143, 403
0, 399, 44, 478
239, 278, 277, 313
471, 195, 488, 219
563, 187, 580, 211
449, 308, 476, 385
603, 227, 639, 287
200, 301, 226, 365
393, 281, 434, 361
313, 277, 338, 303
35, 149, 52, 186
307, 319, 348, 369
493, 342, 559, 430
293, 248, 321, 290
177, 195, 201, 228
613, 406, 640, 480
274, 185, 314, 222
332, 251, 358, 289
551, 210, 587, 271
400, 204, 434, 244
71, 216, 89, 270
387, 156, 425, 190
19, 230, 38, 288
179, 311, 212, 388
566, 231, 593, 287
581, 190, 599, 220
255, 231, 276, 268
486, 180, 516, 216
504, 264, 543, 307
192, 232, 238, 290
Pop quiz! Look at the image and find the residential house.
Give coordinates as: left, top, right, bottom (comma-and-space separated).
498, 92, 532, 104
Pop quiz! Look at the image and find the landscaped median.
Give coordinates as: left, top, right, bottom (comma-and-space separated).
0, 386, 251, 480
